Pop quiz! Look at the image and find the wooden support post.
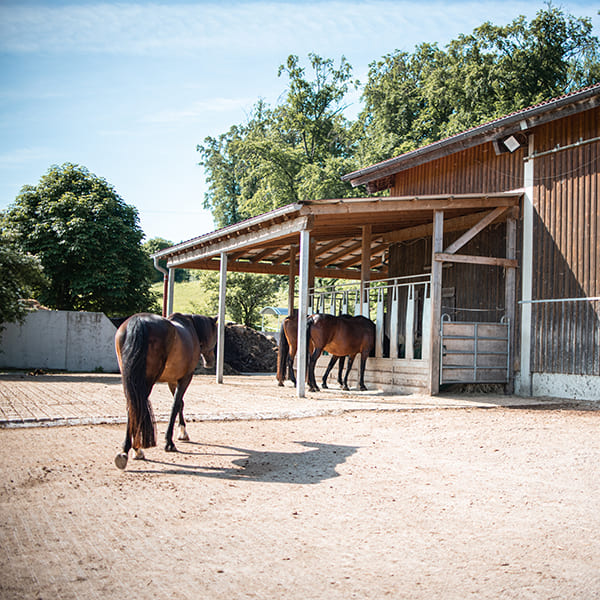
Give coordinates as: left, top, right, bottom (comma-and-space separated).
297, 230, 311, 398
288, 244, 297, 315
308, 238, 316, 310
505, 216, 517, 393
429, 211, 444, 395
216, 252, 227, 384
361, 225, 372, 317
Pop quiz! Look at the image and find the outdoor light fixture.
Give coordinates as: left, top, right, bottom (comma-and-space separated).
503, 135, 521, 153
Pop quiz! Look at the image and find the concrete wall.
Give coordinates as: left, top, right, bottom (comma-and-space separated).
0, 310, 119, 373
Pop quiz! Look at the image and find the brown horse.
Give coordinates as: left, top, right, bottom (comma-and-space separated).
277, 312, 375, 392
114, 312, 217, 470
307, 314, 375, 393
277, 310, 343, 388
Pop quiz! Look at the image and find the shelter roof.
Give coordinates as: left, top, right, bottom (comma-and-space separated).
343, 84, 600, 192
153, 191, 522, 281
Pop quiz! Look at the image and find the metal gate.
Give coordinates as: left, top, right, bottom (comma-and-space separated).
440, 316, 510, 384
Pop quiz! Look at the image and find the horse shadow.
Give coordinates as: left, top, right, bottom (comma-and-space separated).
133, 441, 359, 485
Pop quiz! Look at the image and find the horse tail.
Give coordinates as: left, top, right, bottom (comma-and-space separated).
120, 317, 156, 448
276, 320, 290, 385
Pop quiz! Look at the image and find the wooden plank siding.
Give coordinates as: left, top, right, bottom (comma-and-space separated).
386, 108, 600, 378
532, 108, 600, 375
390, 141, 524, 197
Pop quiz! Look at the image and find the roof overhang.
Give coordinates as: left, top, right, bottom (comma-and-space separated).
343, 84, 600, 192
153, 192, 523, 281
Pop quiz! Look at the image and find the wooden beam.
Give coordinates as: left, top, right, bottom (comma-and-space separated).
248, 245, 281, 263
167, 215, 311, 267
435, 253, 518, 268
443, 206, 508, 254
317, 240, 362, 266
188, 257, 368, 280
288, 244, 297, 314
383, 209, 509, 244
303, 194, 520, 217
361, 225, 372, 317
338, 241, 387, 268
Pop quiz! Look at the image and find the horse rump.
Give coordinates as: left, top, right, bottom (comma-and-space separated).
119, 316, 157, 448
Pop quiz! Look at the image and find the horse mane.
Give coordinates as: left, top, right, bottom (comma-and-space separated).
189, 314, 218, 347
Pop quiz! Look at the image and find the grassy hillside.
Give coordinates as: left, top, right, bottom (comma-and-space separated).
151, 280, 213, 315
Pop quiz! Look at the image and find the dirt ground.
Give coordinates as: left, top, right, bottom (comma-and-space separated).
1, 380, 599, 600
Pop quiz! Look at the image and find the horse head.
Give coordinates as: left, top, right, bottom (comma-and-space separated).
192, 315, 218, 369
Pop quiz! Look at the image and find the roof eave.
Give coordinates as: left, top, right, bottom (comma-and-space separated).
343, 85, 600, 189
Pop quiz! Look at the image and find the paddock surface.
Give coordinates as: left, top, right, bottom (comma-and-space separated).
0, 372, 598, 599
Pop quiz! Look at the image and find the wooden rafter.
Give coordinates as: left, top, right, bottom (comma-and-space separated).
316, 240, 362, 267
383, 208, 513, 244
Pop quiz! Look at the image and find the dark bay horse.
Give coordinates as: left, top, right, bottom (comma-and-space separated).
114, 312, 217, 470
277, 310, 343, 387
307, 314, 375, 393
277, 312, 375, 392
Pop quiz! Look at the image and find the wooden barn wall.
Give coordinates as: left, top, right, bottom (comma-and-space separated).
531, 108, 600, 376
389, 224, 508, 325
391, 141, 524, 195
388, 140, 522, 368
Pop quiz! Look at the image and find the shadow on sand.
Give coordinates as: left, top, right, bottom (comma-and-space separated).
131, 440, 359, 484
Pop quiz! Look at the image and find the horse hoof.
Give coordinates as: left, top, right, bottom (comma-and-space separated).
165, 442, 177, 452
343, 385, 350, 391
277, 381, 284, 387
178, 433, 190, 441
322, 383, 328, 389
134, 449, 145, 460
115, 453, 128, 470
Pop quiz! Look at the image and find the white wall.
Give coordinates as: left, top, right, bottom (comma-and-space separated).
0, 310, 119, 372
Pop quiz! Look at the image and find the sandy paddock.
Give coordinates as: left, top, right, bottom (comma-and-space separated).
0, 374, 599, 599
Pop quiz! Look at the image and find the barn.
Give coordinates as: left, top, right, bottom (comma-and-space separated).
154, 84, 600, 401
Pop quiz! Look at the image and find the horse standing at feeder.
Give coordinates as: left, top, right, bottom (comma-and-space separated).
306, 313, 375, 393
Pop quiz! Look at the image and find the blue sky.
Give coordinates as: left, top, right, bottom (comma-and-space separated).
1, 1, 599, 244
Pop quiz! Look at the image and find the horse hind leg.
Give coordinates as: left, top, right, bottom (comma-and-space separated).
342, 355, 356, 391
322, 355, 339, 389
169, 382, 190, 441
165, 374, 194, 452
115, 418, 133, 470
178, 407, 190, 441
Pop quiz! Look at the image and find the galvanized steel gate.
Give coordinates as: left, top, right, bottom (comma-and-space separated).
440, 316, 510, 384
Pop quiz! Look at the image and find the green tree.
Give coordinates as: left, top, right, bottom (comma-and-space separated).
198, 54, 360, 227
194, 271, 279, 328
2, 163, 158, 316
358, 5, 600, 163
0, 230, 46, 329
143, 237, 190, 284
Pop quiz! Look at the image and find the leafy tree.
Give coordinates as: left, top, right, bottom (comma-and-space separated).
193, 271, 279, 328
143, 237, 190, 284
358, 5, 600, 163
0, 230, 46, 329
2, 163, 158, 316
198, 54, 360, 227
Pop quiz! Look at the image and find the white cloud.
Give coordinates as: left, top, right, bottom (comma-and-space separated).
143, 97, 258, 124
0, 146, 53, 168
2, 1, 585, 58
